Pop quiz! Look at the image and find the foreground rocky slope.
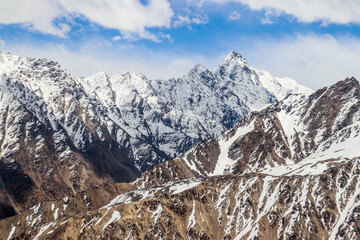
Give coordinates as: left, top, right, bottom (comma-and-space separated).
1, 78, 359, 239
1, 159, 359, 239
0, 51, 311, 215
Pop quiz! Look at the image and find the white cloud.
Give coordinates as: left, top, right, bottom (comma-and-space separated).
173, 14, 209, 28
260, 9, 276, 25
197, 0, 360, 24
241, 34, 360, 89
229, 11, 241, 20
260, 18, 273, 25
0, 0, 69, 37
0, 0, 173, 39
112, 36, 122, 42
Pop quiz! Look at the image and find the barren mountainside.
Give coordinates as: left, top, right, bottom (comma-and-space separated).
1, 77, 360, 239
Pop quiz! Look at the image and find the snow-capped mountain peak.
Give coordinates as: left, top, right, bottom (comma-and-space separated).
215, 51, 313, 101
214, 51, 251, 79
223, 50, 246, 63
187, 63, 207, 74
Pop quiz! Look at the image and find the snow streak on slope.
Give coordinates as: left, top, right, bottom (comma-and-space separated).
212, 121, 255, 175
104, 178, 202, 209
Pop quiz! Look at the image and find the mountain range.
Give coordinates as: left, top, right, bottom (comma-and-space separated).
0, 50, 311, 215
3, 51, 359, 239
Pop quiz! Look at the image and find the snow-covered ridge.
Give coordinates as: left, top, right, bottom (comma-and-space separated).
217, 51, 312, 101
78, 51, 312, 169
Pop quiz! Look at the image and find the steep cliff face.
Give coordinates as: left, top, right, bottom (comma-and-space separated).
0, 53, 141, 211
2, 78, 359, 240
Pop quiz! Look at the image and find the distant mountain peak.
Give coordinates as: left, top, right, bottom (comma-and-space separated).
224, 50, 245, 62
215, 51, 250, 76
325, 76, 359, 98
344, 76, 359, 85
186, 64, 214, 82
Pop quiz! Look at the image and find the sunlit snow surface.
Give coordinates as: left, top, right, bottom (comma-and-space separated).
104, 179, 203, 209
211, 121, 255, 175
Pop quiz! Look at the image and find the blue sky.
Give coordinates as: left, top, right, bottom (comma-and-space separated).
0, 0, 360, 89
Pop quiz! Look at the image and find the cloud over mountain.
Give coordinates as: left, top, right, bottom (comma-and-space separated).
0, 0, 173, 40
198, 0, 360, 25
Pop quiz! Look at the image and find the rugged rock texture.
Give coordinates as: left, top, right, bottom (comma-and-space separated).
0, 50, 311, 215
0, 182, 136, 239
1, 78, 359, 239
